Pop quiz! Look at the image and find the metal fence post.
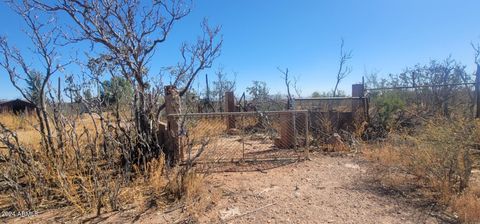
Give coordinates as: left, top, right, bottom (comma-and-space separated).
293, 111, 298, 151
241, 114, 245, 161
304, 111, 310, 159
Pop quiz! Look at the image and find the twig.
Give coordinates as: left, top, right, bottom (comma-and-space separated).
222, 202, 277, 222
163, 204, 185, 214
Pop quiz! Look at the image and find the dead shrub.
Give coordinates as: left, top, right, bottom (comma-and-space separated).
310, 112, 336, 149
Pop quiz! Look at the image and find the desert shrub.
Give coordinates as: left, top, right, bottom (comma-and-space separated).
0, 119, 130, 214
363, 92, 407, 140
365, 118, 478, 205
0, 111, 208, 217
370, 92, 406, 130
375, 93, 405, 127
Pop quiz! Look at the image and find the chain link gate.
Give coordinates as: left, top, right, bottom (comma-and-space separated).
168, 111, 309, 165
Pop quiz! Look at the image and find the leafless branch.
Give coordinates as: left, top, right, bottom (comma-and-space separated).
278, 67, 293, 109
333, 38, 352, 97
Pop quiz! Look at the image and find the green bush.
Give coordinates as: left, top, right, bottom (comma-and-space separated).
372, 91, 406, 131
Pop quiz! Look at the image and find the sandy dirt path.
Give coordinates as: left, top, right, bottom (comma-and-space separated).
195, 154, 450, 224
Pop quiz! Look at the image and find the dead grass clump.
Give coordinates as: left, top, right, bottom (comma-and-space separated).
146, 157, 167, 194
162, 165, 218, 221
164, 167, 204, 201
451, 188, 480, 223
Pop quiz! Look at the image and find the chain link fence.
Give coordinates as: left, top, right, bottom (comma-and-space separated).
293, 97, 368, 149
168, 111, 309, 164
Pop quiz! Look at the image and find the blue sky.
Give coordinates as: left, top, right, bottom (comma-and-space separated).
1, 0, 480, 99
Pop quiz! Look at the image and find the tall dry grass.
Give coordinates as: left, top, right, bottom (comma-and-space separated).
364, 118, 480, 223
0, 112, 40, 147
452, 186, 480, 223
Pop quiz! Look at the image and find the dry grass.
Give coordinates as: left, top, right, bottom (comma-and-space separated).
160, 165, 218, 221
0, 111, 214, 221
364, 118, 480, 223
451, 187, 480, 223
0, 111, 36, 130
0, 112, 40, 148
0, 111, 104, 149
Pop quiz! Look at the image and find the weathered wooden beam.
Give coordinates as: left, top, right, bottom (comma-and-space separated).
165, 85, 183, 165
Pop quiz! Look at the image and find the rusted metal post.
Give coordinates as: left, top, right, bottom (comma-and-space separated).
293, 111, 298, 150
165, 85, 183, 164
304, 111, 310, 159
225, 91, 236, 129
241, 114, 245, 161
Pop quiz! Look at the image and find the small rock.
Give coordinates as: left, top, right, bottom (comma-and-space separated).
294, 191, 301, 198
227, 128, 240, 135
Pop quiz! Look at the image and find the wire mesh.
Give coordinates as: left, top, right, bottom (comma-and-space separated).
294, 97, 368, 149
294, 97, 365, 112
168, 111, 309, 164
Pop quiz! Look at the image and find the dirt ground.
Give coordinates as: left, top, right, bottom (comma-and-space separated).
196, 154, 452, 224
6, 153, 456, 224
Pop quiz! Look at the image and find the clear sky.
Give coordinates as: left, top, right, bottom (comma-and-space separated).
1, 0, 480, 99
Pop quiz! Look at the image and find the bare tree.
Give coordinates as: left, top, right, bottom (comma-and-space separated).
0, 1, 70, 156
212, 68, 236, 111
292, 75, 302, 98
33, 0, 222, 162
0, 1, 222, 213
333, 38, 352, 97
0, 1, 99, 211
472, 42, 480, 118
278, 67, 293, 109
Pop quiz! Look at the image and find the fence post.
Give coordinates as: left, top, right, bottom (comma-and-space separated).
293, 111, 298, 150
165, 85, 182, 165
304, 111, 310, 159
274, 112, 295, 149
225, 91, 236, 129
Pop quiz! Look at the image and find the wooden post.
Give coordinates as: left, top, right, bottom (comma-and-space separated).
165, 85, 183, 164
274, 112, 295, 149
225, 91, 236, 129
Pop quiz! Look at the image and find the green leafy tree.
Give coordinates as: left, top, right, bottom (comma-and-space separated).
247, 81, 269, 102
246, 81, 285, 111
101, 76, 133, 106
